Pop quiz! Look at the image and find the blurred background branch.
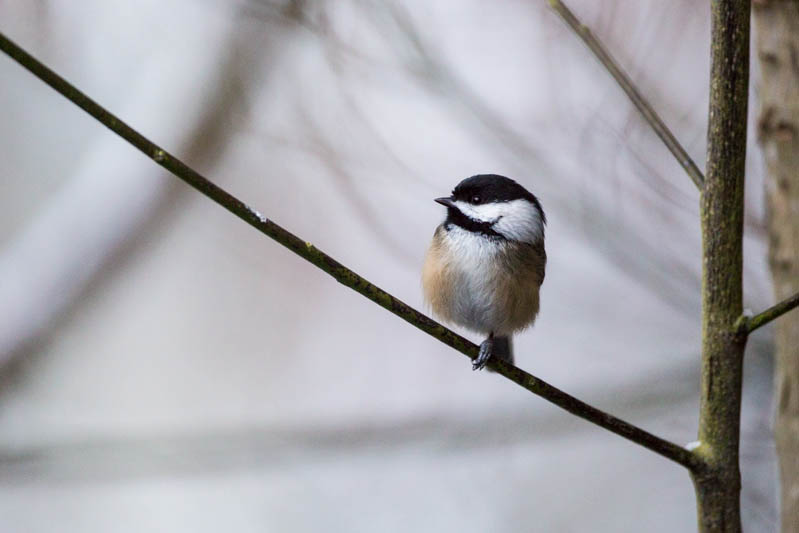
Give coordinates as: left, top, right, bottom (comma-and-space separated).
548, 0, 705, 189
0, 9, 243, 366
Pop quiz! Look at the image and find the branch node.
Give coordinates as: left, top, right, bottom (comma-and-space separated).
733, 314, 750, 336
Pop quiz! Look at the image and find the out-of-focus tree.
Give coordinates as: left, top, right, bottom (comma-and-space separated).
753, 2, 799, 531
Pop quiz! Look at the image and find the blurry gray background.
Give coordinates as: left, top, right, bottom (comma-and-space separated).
0, 1, 778, 531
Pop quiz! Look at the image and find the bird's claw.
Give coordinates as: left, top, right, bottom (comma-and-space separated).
473, 338, 493, 371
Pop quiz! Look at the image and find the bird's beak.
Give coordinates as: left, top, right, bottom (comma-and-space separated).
435, 196, 456, 208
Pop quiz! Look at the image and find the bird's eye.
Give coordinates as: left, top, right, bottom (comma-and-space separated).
471, 195, 481, 204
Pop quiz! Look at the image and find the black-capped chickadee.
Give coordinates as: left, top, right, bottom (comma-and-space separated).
422, 174, 546, 371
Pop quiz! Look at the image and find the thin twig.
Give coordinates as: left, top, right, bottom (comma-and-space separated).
547, 0, 705, 190
740, 291, 799, 334
0, 31, 704, 473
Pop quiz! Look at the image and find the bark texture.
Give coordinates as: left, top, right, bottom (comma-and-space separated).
695, 1, 751, 531
753, 2, 799, 531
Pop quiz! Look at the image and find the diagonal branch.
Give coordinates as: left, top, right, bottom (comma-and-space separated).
547, 0, 705, 190
0, 31, 705, 473
739, 291, 799, 334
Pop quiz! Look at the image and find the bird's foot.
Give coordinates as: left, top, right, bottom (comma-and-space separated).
473, 338, 494, 371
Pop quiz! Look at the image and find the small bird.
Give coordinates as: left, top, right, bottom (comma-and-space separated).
422, 174, 546, 370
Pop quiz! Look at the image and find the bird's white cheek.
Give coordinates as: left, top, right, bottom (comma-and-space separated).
493, 214, 544, 242
488, 200, 546, 242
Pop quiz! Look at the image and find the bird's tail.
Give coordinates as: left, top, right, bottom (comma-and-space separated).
492, 335, 514, 367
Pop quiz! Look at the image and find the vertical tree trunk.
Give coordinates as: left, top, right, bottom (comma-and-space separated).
694, 1, 751, 531
753, 2, 799, 531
